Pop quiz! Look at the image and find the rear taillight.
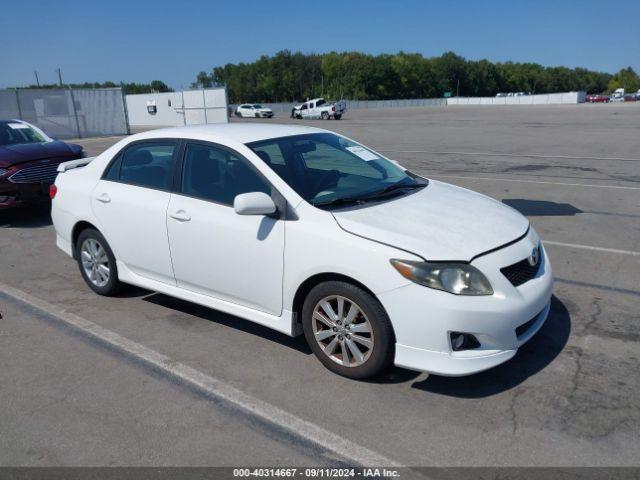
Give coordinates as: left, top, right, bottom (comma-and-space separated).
332, 106, 336, 112
49, 184, 58, 199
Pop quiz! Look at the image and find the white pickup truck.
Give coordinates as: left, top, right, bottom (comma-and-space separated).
292, 98, 346, 120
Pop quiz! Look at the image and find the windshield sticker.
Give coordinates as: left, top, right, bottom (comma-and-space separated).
346, 146, 380, 161
8, 123, 29, 129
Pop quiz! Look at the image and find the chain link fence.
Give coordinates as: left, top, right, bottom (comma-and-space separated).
0, 87, 129, 139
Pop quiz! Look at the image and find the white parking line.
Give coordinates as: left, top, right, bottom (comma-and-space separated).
427, 174, 640, 191
0, 282, 400, 467
543, 241, 640, 257
379, 150, 640, 162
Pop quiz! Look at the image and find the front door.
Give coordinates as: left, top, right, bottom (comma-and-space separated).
166, 142, 285, 315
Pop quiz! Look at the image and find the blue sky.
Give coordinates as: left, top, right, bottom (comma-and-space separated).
2, 0, 638, 89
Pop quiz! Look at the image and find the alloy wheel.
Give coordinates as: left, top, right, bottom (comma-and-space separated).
311, 295, 374, 367
80, 238, 110, 288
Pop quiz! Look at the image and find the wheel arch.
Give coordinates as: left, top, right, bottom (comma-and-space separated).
291, 272, 391, 334
71, 220, 100, 259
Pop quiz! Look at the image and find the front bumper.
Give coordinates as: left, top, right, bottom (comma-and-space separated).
0, 180, 51, 209
379, 228, 554, 376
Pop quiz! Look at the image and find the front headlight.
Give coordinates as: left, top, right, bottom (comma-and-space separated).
390, 259, 493, 296
0, 168, 8, 177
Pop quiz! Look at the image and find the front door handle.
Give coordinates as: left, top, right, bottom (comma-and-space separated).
96, 193, 111, 203
169, 210, 191, 222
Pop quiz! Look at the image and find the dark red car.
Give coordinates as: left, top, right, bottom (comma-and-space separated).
0, 120, 84, 209
586, 94, 610, 103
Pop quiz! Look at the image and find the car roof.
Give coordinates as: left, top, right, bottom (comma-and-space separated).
134, 123, 329, 144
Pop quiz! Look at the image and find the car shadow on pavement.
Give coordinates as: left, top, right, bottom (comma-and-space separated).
411, 295, 571, 398
142, 293, 313, 355
502, 199, 583, 216
0, 204, 52, 228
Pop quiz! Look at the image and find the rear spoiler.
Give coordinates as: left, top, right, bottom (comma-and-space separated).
57, 157, 95, 173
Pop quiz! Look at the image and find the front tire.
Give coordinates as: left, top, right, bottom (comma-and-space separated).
302, 281, 394, 379
334, 114, 342, 120
76, 228, 121, 296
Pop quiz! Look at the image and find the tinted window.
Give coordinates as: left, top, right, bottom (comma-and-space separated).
181, 143, 270, 205
104, 154, 122, 181
316, 99, 326, 107
300, 104, 308, 110
247, 133, 423, 206
300, 140, 382, 179
251, 143, 285, 165
0, 122, 46, 146
118, 142, 175, 190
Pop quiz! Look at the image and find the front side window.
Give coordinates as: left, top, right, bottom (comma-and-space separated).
180, 143, 270, 205
0, 122, 47, 146
247, 133, 426, 208
109, 142, 176, 190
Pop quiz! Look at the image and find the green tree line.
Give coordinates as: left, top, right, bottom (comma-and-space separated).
195, 50, 636, 103
18, 80, 172, 95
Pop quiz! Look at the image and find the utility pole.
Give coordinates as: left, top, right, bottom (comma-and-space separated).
56, 68, 63, 87
456, 78, 460, 97
34, 70, 40, 87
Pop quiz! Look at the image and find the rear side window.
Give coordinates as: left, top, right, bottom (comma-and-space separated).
105, 142, 176, 190
180, 143, 270, 205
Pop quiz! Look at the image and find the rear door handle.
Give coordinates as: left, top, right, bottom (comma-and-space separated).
96, 193, 111, 203
169, 210, 191, 222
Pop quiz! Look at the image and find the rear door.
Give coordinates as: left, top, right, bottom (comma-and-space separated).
91, 140, 178, 285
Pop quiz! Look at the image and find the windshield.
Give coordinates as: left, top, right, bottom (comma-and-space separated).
252, 104, 263, 108
0, 122, 47, 146
247, 133, 426, 208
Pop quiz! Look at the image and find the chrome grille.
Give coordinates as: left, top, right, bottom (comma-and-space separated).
8, 162, 61, 184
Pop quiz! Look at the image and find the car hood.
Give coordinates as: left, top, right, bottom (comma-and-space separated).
331, 180, 529, 262
0, 141, 81, 168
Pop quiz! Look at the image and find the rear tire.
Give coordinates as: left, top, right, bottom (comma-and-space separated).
76, 228, 122, 296
321, 112, 329, 120
302, 281, 394, 379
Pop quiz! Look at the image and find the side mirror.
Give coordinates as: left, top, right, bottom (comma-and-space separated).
234, 192, 276, 216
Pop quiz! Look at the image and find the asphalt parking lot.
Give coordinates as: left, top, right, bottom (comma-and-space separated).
1, 104, 639, 467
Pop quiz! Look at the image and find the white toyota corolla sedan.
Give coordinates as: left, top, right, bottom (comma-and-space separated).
51, 124, 553, 379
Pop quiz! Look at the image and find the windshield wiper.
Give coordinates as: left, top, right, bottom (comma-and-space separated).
312, 196, 372, 208
313, 182, 425, 209
358, 181, 426, 201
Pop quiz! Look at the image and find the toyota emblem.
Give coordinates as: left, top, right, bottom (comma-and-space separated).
528, 247, 540, 267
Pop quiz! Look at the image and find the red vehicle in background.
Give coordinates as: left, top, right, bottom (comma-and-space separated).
0, 120, 84, 210
586, 94, 610, 103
